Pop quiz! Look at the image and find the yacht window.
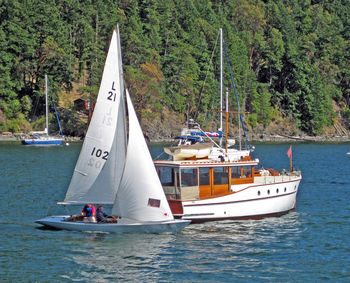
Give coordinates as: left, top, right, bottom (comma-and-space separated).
231, 166, 241, 178
214, 167, 229, 185
157, 166, 176, 186
242, 166, 252, 178
199, 168, 210, 186
181, 168, 198, 187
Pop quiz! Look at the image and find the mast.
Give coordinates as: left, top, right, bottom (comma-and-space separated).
238, 104, 241, 150
220, 28, 223, 147
45, 74, 49, 135
116, 24, 128, 151
225, 88, 228, 154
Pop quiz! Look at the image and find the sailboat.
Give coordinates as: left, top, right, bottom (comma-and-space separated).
36, 27, 190, 233
21, 75, 64, 145
166, 28, 252, 162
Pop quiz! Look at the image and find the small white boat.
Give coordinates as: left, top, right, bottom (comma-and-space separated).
36, 216, 189, 233
164, 143, 213, 160
36, 26, 190, 233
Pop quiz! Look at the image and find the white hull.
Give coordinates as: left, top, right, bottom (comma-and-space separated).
175, 176, 301, 222
36, 216, 190, 233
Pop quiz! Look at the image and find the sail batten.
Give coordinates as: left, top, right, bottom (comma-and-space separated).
74, 170, 88, 176
84, 135, 103, 142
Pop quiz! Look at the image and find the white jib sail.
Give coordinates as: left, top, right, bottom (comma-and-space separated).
112, 89, 174, 221
64, 29, 126, 204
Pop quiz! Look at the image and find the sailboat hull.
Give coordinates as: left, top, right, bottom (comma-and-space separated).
36, 216, 190, 233
21, 137, 64, 145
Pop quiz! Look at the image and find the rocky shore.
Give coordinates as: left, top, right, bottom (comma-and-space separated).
147, 133, 350, 144
0, 133, 82, 143
1, 132, 350, 144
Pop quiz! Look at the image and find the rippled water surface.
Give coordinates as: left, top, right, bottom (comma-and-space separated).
1, 142, 350, 282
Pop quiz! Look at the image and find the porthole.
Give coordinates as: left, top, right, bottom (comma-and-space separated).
276, 188, 279, 194
284, 187, 287, 192
294, 185, 296, 191
258, 191, 261, 196
267, 189, 270, 195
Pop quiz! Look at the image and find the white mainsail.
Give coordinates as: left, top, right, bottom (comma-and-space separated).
112, 90, 174, 222
64, 29, 126, 204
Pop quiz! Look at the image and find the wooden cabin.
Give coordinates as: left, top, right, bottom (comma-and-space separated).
154, 158, 258, 201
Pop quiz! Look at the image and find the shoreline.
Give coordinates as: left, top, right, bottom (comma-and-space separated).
1, 134, 350, 144
0, 134, 82, 143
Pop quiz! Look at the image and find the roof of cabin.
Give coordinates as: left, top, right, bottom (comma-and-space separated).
154, 158, 259, 168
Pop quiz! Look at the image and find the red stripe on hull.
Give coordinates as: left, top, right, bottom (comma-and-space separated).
176, 209, 293, 223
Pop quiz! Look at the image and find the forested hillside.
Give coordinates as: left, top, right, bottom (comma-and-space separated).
0, 0, 349, 137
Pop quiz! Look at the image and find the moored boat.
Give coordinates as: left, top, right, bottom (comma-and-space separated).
21, 134, 64, 145
21, 75, 65, 146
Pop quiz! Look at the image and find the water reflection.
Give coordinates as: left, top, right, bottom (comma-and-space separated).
187, 212, 302, 243
61, 213, 303, 281
64, 232, 176, 281
173, 213, 304, 281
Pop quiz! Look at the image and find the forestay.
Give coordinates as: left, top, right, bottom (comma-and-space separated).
64, 30, 126, 204
112, 90, 174, 221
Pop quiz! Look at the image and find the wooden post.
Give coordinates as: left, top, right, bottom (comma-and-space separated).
225, 88, 228, 154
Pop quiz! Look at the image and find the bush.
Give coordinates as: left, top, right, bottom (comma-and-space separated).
248, 113, 258, 128
341, 108, 350, 120
1, 116, 31, 133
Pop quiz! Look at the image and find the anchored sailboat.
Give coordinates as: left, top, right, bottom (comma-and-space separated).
36, 27, 190, 233
165, 28, 252, 162
21, 75, 65, 145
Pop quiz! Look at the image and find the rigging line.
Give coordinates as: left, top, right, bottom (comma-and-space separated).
47, 78, 64, 137
194, 31, 220, 120
223, 41, 249, 147
154, 150, 168, 161
30, 92, 41, 119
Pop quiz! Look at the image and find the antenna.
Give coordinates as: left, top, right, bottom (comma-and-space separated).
220, 28, 223, 146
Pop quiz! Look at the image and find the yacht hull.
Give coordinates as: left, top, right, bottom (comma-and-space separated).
172, 177, 301, 223
36, 216, 190, 233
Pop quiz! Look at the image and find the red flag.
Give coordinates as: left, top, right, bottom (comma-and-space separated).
287, 146, 292, 159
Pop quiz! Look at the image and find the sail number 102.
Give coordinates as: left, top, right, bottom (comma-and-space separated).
91, 147, 109, 160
